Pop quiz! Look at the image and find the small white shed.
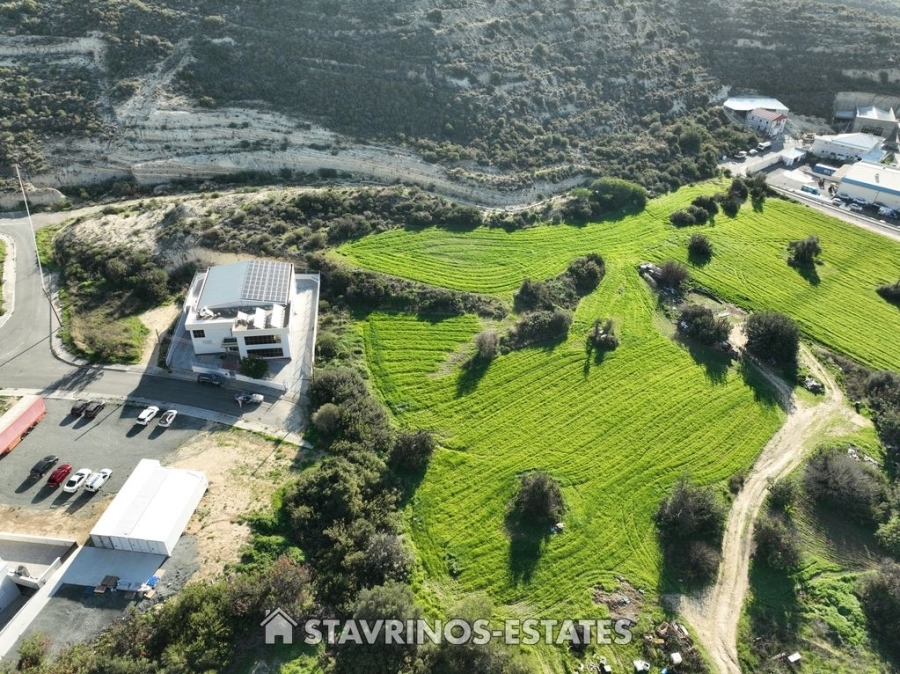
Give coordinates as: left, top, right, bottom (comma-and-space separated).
90, 459, 208, 556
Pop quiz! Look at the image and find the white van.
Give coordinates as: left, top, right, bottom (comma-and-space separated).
757, 141, 772, 152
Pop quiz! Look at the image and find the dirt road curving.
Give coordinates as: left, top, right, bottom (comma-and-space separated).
678, 346, 851, 674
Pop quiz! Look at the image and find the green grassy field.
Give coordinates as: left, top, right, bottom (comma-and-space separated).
340, 191, 900, 371
739, 434, 889, 673
360, 261, 784, 668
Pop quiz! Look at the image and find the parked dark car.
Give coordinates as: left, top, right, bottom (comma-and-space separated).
70, 400, 89, 416
47, 464, 72, 489
84, 401, 106, 419
197, 373, 224, 386
30, 455, 59, 479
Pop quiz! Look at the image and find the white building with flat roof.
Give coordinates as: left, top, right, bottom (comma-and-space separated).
185, 260, 299, 359
853, 106, 898, 138
746, 108, 788, 137
90, 460, 208, 556
837, 162, 900, 210
810, 133, 883, 162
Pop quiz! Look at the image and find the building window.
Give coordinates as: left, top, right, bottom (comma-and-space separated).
223, 337, 237, 344
246, 347, 284, 358
243, 334, 281, 346
192, 330, 206, 339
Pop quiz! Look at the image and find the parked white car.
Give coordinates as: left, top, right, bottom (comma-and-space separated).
159, 409, 178, 428
63, 468, 93, 493
85, 469, 112, 493
234, 392, 264, 406
136, 406, 159, 425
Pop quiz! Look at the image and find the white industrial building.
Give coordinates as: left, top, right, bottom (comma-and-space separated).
89, 460, 208, 556
852, 106, 898, 138
745, 108, 788, 137
185, 260, 298, 359
810, 133, 884, 162
837, 162, 900, 210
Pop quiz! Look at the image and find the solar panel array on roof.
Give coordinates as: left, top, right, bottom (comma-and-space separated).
240, 260, 291, 304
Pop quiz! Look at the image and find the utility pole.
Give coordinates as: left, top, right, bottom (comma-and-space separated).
14, 164, 46, 294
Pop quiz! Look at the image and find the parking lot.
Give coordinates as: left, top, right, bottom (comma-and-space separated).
0, 399, 216, 513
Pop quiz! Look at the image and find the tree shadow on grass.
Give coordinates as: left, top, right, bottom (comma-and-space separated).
456, 355, 491, 397
678, 336, 730, 385
788, 260, 821, 286
743, 562, 801, 664
739, 358, 792, 412
505, 517, 550, 585
582, 342, 609, 378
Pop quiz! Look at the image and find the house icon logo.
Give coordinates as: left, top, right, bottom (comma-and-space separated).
261, 608, 297, 644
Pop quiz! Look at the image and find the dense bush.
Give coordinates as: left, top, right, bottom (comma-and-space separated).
687, 233, 713, 260
655, 475, 727, 546
669, 209, 696, 227
238, 356, 269, 379
743, 311, 799, 364
767, 476, 799, 513
788, 235, 821, 266
803, 445, 885, 524
753, 514, 800, 569
314, 256, 507, 319
657, 260, 690, 290
506, 309, 572, 348
587, 318, 619, 352
877, 278, 900, 304
508, 471, 565, 529
692, 195, 719, 216
677, 304, 730, 345
587, 178, 648, 215
473, 330, 499, 362
860, 562, 900, 660
389, 430, 436, 474
513, 254, 605, 312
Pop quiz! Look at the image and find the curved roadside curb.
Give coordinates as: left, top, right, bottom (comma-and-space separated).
0, 232, 16, 331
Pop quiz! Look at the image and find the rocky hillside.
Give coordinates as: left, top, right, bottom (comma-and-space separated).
2, 0, 899, 195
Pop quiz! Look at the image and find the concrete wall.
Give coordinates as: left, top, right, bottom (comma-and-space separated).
837, 182, 900, 210
0, 564, 19, 612
186, 321, 234, 355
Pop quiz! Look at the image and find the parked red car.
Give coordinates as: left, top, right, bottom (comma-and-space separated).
47, 464, 72, 489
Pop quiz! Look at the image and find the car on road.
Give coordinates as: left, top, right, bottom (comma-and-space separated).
47, 464, 72, 489
234, 392, 264, 406
84, 401, 106, 419
63, 467, 92, 493
136, 406, 159, 425
831, 197, 843, 205
30, 455, 59, 479
85, 469, 112, 493
70, 400, 90, 416
158, 409, 178, 428
197, 373, 224, 386
849, 203, 864, 212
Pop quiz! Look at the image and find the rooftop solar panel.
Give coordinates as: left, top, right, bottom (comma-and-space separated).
241, 260, 291, 304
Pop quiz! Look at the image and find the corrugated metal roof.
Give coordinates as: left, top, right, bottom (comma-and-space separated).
814, 133, 883, 151
196, 260, 293, 309
724, 97, 789, 112
90, 459, 207, 544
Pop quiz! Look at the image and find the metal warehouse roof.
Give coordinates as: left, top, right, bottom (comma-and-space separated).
815, 133, 883, 152
749, 108, 787, 121
90, 460, 207, 544
840, 162, 900, 199
197, 260, 293, 309
857, 105, 896, 121
723, 97, 789, 112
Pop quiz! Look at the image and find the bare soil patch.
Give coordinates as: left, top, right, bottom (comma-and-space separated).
166, 429, 300, 580
593, 578, 645, 624
137, 303, 181, 366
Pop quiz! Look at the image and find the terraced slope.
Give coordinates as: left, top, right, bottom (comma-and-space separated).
342, 193, 900, 371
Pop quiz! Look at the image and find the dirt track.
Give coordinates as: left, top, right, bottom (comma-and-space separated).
678, 346, 851, 673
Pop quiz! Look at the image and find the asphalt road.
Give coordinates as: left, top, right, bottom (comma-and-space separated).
0, 208, 295, 427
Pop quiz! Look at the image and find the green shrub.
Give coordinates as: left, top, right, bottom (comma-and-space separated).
238, 356, 269, 379
744, 311, 799, 364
